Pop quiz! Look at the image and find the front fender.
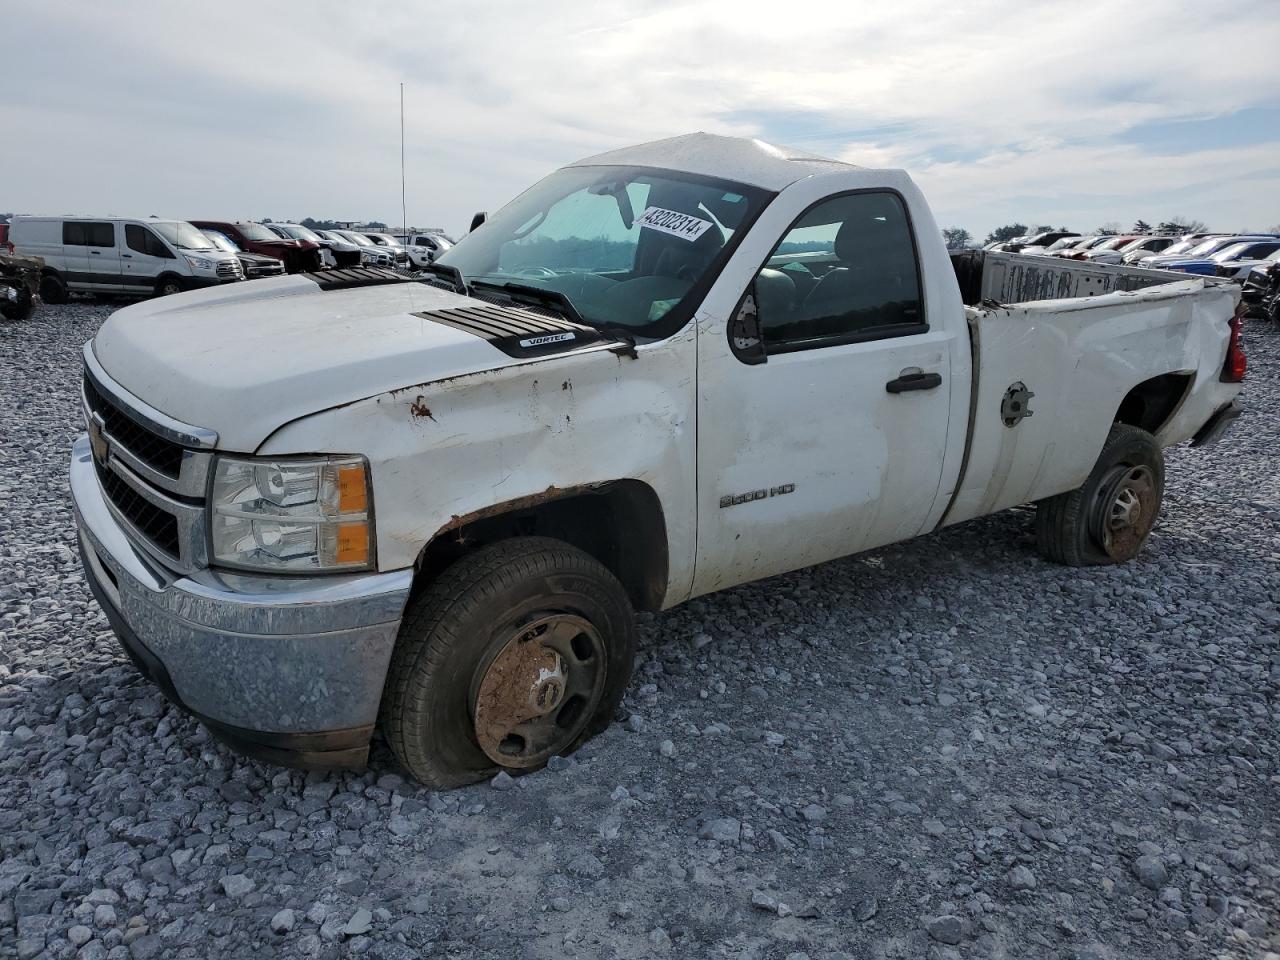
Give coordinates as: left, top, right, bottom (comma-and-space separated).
256, 325, 699, 604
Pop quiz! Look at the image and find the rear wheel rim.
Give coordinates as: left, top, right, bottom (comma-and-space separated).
472, 613, 607, 768
1092, 463, 1158, 560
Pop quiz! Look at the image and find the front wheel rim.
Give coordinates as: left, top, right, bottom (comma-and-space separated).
1092, 464, 1158, 560
472, 613, 607, 768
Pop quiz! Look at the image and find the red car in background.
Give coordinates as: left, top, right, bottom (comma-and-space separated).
188, 220, 323, 274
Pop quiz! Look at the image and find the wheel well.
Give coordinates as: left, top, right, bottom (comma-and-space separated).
414, 480, 669, 612
1114, 372, 1193, 435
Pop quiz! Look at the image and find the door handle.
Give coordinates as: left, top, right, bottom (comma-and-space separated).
90, 250, 101, 255
885, 371, 942, 393
121, 253, 132, 258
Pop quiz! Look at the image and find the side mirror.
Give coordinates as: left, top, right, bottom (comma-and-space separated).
469, 211, 487, 233
727, 285, 766, 365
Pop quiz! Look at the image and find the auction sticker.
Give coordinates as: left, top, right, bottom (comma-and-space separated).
636, 206, 714, 242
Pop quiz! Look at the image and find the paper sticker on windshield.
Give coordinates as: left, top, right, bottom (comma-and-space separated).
636, 207, 714, 243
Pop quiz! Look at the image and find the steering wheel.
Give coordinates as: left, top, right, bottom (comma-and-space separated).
514, 267, 557, 279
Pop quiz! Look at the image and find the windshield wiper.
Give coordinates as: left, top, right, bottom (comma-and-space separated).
417, 261, 469, 294
469, 279, 585, 326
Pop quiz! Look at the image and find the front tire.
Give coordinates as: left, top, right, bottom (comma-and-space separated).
39, 273, 68, 304
1035, 424, 1164, 566
381, 537, 635, 789
155, 275, 183, 297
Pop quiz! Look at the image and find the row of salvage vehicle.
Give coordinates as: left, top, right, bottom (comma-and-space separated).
1, 216, 453, 306
989, 230, 1280, 280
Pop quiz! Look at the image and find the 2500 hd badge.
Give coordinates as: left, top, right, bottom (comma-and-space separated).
720, 483, 796, 509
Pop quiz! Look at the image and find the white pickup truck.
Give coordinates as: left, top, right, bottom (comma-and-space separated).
71, 133, 1246, 787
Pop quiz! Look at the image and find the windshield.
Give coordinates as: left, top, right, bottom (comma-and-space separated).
367, 234, 400, 246
238, 222, 281, 242
1210, 243, 1253, 262
278, 224, 323, 242
1045, 237, 1078, 251
340, 231, 375, 246
203, 230, 239, 253
1159, 238, 1202, 257
151, 221, 215, 251
437, 164, 771, 335
1179, 238, 1226, 258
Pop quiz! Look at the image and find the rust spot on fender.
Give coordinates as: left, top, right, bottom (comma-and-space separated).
441, 483, 604, 532
410, 396, 436, 421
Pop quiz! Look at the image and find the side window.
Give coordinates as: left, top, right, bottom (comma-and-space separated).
126, 225, 174, 258
125, 224, 147, 254
86, 222, 115, 247
755, 192, 924, 351
63, 222, 88, 246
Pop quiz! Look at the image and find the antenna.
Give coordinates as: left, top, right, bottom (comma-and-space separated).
400, 82, 407, 236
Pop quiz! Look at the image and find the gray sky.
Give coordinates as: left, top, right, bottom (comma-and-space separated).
5, 1, 1279, 241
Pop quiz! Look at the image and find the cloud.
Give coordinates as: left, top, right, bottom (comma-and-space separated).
2, 0, 1277, 239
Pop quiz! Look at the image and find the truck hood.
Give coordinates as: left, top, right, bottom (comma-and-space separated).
92, 275, 519, 451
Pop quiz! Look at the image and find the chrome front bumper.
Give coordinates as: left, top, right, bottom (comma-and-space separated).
71, 436, 412, 767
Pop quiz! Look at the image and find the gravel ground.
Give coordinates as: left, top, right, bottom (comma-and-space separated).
1, 302, 1277, 960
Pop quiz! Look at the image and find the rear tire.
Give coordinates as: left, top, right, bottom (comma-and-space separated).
1035, 423, 1164, 566
381, 537, 635, 789
39, 273, 68, 304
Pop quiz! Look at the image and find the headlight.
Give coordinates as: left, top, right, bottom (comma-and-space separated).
185, 256, 213, 270
209, 455, 374, 573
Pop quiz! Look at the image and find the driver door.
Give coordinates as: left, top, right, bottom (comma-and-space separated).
693, 189, 955, 595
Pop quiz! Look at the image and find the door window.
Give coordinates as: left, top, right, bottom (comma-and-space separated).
125, 224, 173, 258
85, 222, 115, 247
63, 222, 88, 245
753, 192, 924, 352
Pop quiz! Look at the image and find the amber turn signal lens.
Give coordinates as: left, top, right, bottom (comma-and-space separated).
334, 521, 370, 565
337, 464, 369, 513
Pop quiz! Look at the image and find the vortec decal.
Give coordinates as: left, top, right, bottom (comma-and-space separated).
636, 206, 714, 242
518, 332, 576, 348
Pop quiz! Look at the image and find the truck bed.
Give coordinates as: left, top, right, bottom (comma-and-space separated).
948, 249, 1223, 306
940, 250, 1240, 528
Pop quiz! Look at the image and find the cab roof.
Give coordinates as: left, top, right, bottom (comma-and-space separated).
568, 132, 858, 191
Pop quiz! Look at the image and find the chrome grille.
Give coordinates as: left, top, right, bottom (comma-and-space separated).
81, 344, 218, 573
83, 374, 184, 478
216, 260, 242, 279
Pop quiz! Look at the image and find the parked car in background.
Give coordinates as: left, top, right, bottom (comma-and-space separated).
328, 230, 395, 267
189, 220, 324, 274
1216, 247, 1280, 282
1163, 240, 1280, 276
360, 232, 411, 268
1240, 260, 1280, 322
1052, 236, 1113, 258
1145, 235, 1277, 270
1027, 235, 1090, 257
10, 217, 243, 302
395, 232, 455, 269
1001, 230, 1078, 254
266, 223, 355, 269
1088, 235, 1178, 265
1124, 234, 1223, 265
294, 227, 364, 268
202, 230, 286, 280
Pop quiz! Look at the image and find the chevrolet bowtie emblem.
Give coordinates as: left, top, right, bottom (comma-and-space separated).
88, 413, 109, 467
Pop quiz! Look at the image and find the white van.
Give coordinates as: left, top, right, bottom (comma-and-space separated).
9, 217, 244, 302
